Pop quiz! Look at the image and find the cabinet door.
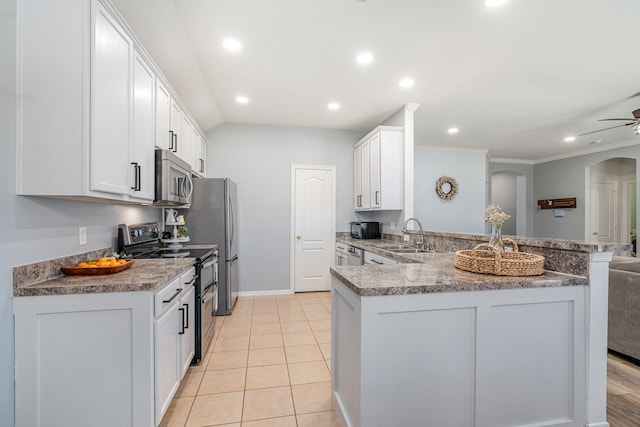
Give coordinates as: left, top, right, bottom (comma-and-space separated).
355, 141, 371, 209
170, 101, 182, 155
155, 80, 172, 150
191, 127, 201, 173
199, 137, 207, 176
155, 301, 180, 425
90, 3, 132, 195
180, 114, 193, 164
131, 52, 155, 201
179, 285, 196, 379
369, 133, 381, 208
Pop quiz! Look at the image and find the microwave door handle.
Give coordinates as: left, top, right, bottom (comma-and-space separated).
184, 174, 193, 202
175, 176, 181, 197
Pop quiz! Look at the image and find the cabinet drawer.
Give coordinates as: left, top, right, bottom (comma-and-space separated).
364, 251, 398, 265
155, 277, 182, 317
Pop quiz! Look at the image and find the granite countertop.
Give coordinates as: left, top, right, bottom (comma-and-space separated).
14, 258, 195, 297
333, 237, 590, 296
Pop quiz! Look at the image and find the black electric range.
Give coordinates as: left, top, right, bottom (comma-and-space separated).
117, 223, 218, 364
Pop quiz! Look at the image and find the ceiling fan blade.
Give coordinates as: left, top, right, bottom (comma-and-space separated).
578, 123, 630, 136
598, 118, 635, 122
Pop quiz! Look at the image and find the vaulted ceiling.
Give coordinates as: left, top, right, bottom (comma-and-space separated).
113, 0, 640, 161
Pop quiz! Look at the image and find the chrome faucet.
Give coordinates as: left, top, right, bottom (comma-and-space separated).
402, 217, 425, 250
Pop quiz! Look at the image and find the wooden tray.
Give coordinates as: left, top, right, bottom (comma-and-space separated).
61, 260, 135, 276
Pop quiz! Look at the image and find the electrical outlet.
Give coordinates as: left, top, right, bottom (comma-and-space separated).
79, 227, 87, 245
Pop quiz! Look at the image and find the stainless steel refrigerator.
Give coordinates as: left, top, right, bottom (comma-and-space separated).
185, 178, 238, 315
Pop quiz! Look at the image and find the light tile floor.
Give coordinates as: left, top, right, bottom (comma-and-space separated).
160, 291, 341, 427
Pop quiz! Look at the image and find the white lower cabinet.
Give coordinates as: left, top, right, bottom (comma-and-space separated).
154, 267, 196, 425
179, 269, 197, 379
14, 267, 196, 427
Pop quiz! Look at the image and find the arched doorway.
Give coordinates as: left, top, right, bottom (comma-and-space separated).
490, 171, 527, 237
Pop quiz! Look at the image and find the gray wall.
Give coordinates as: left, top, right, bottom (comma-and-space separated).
205, 123, 365, 294
414, 148, 488, 233
1, 3, 160, 423
532, 145, 640, 240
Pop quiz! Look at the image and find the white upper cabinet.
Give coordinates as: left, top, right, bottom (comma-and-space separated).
155, 80, 172, 151
353, 126, 404, 211
190, 128, 206, 176
131, 51, 156, 201
16, 0, 205, 204
90, 2, 133, 196
179, 113, 192, 162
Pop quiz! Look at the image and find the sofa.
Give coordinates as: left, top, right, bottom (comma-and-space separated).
608, 256, 640, 361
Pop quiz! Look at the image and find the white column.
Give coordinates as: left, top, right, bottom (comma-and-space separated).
585, 251, 612, 427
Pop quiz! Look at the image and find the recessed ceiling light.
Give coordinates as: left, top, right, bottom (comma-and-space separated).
398, 78, 414, 88
235, 95, 249, 104
328, 102, 340, 111
485, 0, 508, 7
223, 38, 242, 51
448, 127, 459, 134
356, 52, 374, 65
563, 136, 576, 143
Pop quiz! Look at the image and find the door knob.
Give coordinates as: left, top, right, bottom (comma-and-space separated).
296, 235, 301, 240
593, 232, 599, 236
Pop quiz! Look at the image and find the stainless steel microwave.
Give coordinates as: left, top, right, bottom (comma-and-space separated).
154, 149, 193, 206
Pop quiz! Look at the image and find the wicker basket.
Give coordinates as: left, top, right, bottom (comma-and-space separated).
454, 238, 545, 276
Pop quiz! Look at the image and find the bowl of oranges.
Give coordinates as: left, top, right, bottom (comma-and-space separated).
61, 257, 134, 275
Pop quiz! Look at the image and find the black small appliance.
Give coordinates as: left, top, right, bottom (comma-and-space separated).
350, 221, 381, 239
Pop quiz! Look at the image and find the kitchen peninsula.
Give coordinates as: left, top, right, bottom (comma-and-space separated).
330, 233, 629, 427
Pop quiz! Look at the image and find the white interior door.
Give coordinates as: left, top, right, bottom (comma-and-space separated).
590, 180, 618, 243
292, 166, 335, 292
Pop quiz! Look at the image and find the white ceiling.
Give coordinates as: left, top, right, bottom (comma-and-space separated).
112, 0, 640, 161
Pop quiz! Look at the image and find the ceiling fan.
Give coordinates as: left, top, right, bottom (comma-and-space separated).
579, 108, 640, 137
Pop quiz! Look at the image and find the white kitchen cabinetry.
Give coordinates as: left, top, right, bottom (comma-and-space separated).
364, 251, 398, 265
199, 137, 207, 176
190, 128, 206, 176
155, 79, 172, 151
16, 0, 205, 204
130, 51, 156, 201
154, 278, 182, 425
154, 267, 196, 424
14, 267, 196, 427
353, 126, 403, 211
332, 279, 587, 427
179, 268, 197, 378
90, 2, 133, 196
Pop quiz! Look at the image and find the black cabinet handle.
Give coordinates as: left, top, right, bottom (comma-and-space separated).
136, 164, 141, 191
130, 162, 138, 190
183, 303, 189, 329
200, 158, 204, 173
173, 133, 178, 153
178, 307, 185, 334
169, 131, 174, 150
375, 190, 379, 205
162, 288, 183, 304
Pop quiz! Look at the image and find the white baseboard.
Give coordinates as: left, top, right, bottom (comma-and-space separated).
237, 289, 293, 298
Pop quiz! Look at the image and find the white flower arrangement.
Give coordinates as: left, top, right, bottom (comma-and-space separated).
484, 203, 511, 226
